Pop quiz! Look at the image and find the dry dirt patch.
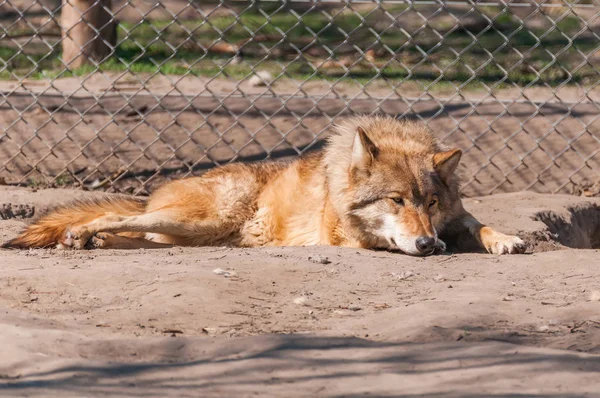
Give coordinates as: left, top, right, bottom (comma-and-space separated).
0, 187, 599, 397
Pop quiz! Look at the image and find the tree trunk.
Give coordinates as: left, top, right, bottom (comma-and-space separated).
61, 0, 116, 68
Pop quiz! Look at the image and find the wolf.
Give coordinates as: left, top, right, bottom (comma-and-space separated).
3, 116, 526, 256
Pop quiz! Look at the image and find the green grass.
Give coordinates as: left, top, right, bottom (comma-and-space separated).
0, 8, 597, 87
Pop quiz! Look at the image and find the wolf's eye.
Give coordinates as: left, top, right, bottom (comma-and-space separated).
391, 197, 404, 205
429, 199, 437, 207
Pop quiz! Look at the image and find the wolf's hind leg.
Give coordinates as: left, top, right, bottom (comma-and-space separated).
459, 213, 526, 255
62, 210, 222, 249
82, 232, 174, 250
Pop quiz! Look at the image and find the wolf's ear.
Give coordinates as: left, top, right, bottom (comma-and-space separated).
433, 148, 462, 181
351, 126, 378, 168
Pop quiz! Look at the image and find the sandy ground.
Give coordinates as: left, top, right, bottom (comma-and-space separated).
0, 186, 599, 397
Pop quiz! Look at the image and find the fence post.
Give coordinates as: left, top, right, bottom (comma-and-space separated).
61, 0, 116, 68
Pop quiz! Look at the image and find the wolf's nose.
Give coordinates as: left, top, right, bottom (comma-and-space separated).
416, 236, 435, 253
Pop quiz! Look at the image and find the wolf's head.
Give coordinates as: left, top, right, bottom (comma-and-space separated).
339, 120, 461, 256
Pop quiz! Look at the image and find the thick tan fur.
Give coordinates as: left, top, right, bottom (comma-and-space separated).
3, 116, 526, 255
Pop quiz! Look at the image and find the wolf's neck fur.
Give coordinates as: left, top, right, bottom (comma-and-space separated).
319, 121, 361, 246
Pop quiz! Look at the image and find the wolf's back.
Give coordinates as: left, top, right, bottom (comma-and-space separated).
2, 196, 146, 249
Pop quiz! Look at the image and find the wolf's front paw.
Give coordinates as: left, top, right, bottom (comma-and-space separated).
484, 232, 526, 255
434, 238, 447, 254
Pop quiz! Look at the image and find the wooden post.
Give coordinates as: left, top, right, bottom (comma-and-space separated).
61, 0, 116, 68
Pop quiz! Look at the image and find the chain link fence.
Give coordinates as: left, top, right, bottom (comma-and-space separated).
0, 0, 599, 196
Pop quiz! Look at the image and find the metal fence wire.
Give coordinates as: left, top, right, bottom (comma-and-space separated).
1, 0, 599, 196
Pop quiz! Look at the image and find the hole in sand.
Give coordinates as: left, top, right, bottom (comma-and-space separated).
531, 203, 600, 251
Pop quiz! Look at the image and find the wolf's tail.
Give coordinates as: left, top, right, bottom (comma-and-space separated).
2, 196, 146, 249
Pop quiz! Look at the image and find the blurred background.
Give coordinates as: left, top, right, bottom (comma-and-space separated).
0, 0, 599, 196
